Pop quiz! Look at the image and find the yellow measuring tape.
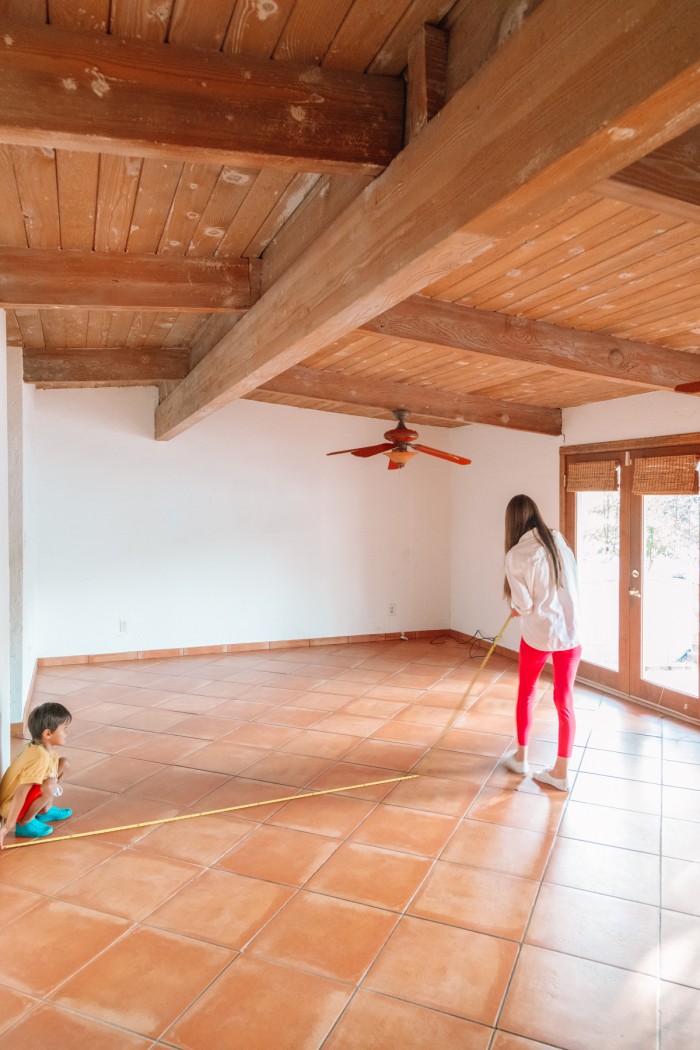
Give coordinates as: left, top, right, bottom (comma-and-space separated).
433, 613, 513, 747
2, 774, 419, 851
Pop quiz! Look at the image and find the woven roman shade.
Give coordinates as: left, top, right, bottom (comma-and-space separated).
566, 459, 619, 492
632, 454, 699, 495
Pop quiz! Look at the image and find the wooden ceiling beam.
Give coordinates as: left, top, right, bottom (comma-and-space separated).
0, 22, 404, 175
156, 0, 700, 440
361, 296, 700, 390
596, 124, 700, 223
0, 249, 258, 311
260, 366, 561, 435
23, 348, 189, 385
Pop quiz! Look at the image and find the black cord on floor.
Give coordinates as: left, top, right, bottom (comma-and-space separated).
429, 628, 496, 658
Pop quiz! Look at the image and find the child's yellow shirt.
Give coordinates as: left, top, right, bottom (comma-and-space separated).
0, 743, 58, 819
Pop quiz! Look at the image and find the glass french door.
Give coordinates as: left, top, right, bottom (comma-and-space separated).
564, 442, 700, 720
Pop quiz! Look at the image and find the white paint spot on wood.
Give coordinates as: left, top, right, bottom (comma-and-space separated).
618, 272, 634, 278
290, 106, 305, 123
3, 35, 14, 46
168, 240, 182, 247
86, 67, 111, 97
255, 0, 278, 21
130, 225, 140, 233
186, 211, 199, 220
568, 246, 584, 255
608, 126, 636, 141
222, 168, 250, 184
189, 183, 199, 190
204, 227, 225, 237
506, 269, 522, 277
126, 158, 141, 176
61, 78, 78, 90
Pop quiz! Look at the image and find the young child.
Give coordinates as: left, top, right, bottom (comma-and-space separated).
0, 702, 73, 847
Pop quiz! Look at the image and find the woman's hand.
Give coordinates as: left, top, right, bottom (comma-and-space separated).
510, 607, 521, 618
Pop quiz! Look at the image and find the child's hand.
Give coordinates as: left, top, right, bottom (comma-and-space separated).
510, 607, 521, 618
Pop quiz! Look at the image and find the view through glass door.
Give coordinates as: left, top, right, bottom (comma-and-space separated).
564, 441, 700, 720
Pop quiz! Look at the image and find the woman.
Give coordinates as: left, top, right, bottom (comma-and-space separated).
503, 494, 581, 791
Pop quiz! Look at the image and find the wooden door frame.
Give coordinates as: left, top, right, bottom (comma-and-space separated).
561, 432, 700, 720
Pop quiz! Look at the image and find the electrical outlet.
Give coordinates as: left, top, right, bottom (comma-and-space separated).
119, 619, 128, 634
388, 603, 396, 615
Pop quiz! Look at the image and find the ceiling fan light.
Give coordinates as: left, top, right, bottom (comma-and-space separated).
384, 448, 418, 464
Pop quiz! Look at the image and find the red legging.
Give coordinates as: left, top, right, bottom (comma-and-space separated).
517, 639, 582, 758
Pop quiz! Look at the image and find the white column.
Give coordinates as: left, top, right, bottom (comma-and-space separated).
0, 309, 10, 770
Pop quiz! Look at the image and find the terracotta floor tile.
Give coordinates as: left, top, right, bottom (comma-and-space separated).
225, 722, 302, 749
351, 803, 458, 858
71, 725, 151, 753
570, 771, 661, 815
664, 737, 700, 764
0, 838, 120, 894
323, 988, 492, 1050
437, 728, 511, 758
559, 800, 661, 854
193, 776, 293, 822
68, 754, 166, 792
586, 728, 662, 757
579, 748, 661, 782
545, 837, 660, 906
156, 693, 224, 714
371, 719, 444, 746
120, 733, 205, 764
58, 849, 201, 920
410, 860, 538, 939
260, 704, 327, 729
113, 687, 190, 707
343, 697, 409, 720
664, 759, 700, 790
290, 691, 350, 712
168, 714, 242, 740
344, 738, 426, 772
395, 704, 454, 727
499, 944, 658, 1050
413, 749, 498, 784
663, 784, 700, 822
165, 955, 351, 1050
248, 891, 397, 982
175, 740, 266, 775
186, 678, 251, 698
364, 915, 517, 1025
663, 815, 700, 862
146, 867, 293, 947
468, 786, 565, 834
133, 812, 250, 865
0, 899, 129, 997
267, 792, 375, 838
307, 841, 431, 911
442, 819, 554, 880
240, 751, 333, 787
216, 824, 338, 885
491, 1032, 566, 1049
311, 712, 392, 737
52, 925, 231, 1039
208, 697, 277, 721
660, 980, 700, 1050
308, 761, 405, 801
0, 884, 45, 927
277, 728, 356, 760
386, 772, 479, 816
661, 910, 700, 987
124, 764, 231, 806
527, 882, 659, 975
63, 795, 182, 845
0, 986, 37, 1037
662, 856, 700, 916
0, 1003, 153, 1049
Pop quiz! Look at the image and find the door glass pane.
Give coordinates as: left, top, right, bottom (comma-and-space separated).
576, 490, 620, 670
641, 494, 699, 698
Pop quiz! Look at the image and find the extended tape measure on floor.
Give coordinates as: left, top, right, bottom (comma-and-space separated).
2, 774, 420, 851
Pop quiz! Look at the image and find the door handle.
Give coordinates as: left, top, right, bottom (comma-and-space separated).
628, 588, 641, 597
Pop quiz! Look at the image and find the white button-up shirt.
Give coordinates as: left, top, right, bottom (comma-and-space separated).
505, 529, 580, 652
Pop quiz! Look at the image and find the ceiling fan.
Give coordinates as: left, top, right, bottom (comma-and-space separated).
326, 410, 472, 470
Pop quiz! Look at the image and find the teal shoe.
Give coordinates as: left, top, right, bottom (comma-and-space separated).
15, 818, 53, 838
36, 806, 72, 823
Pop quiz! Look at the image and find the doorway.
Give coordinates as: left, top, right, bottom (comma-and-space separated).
562, 438, 700, 721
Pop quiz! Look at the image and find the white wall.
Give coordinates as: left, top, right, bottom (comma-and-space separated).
449, 392, 700, 653
28, 391, 452, 657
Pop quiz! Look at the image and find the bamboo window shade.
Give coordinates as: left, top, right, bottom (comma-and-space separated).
632, 454, 699, 495
566, 460, 619, 492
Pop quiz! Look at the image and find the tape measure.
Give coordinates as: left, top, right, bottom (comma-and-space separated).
2, 773, 420, 851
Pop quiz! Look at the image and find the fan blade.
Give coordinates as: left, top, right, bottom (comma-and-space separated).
675, 381, 700, 393
388, 458, 404, 470
327, 443, 393, 457
413, 444, 472, 465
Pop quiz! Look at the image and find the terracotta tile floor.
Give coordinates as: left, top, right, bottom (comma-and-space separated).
1, 637, 699, 1049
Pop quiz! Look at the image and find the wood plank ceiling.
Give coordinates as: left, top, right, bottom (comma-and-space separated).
1, 0, 700, 435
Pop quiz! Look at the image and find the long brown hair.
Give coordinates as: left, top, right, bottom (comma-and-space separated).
503, 494, 562, 600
